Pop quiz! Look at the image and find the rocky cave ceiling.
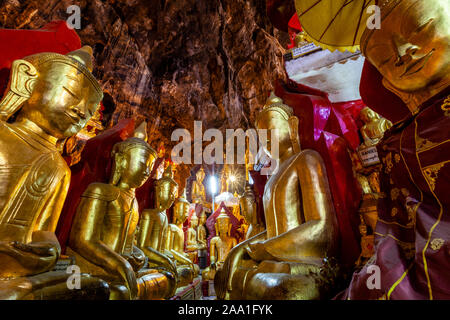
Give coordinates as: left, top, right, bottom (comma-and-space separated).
0, 0, 289, 188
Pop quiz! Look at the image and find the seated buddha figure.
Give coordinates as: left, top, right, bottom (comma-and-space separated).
202, 209, 237, 281
215, 93, 339, 300
239, 182, 265, 239
68, 134, 171, 300
191, 167, 206, 204
360, 107, 393, 148
185, 213, 200, 262
164, 190, 199, 286
197, 211, 207, 250
136, 164, 178, 297
0, 47, 109, 299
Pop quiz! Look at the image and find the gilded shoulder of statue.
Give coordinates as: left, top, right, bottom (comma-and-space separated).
82, 182, 120, 202
295, 149, 324, 168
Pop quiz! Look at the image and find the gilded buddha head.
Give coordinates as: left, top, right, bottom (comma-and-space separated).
361, 0, 450, 93
1, 46, 103, 139
360, 106, 381, 124
239, 183, 256, 224
173, 190, 190, 224
190, 214, 199, 229
110, 137, 157, 189
199, 211, 207, 226
155, 164, 178, 211
196, 167, 205, 183
215, 209, 232, 237
255, 92, 300, 159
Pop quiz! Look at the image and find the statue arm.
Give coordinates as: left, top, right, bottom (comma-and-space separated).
136, 210, 152, 248
69, 185, 138, 299
258, 151, 337, 262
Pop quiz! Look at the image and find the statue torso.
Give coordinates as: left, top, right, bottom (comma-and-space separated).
263, 153, 303, 239
212, 235, 235, 263
167, 224, 184, 252
145, 209, 168, 252
0, 121, 69, 243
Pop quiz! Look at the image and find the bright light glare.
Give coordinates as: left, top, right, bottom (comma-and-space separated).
229, 175, 237, 183
248, 174, 254, 185
209, 175, 218, 194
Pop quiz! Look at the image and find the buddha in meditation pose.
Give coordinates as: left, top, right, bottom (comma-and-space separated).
185, 213, 200, 263
215, 93, 339, 300
68, 132, 171, 300
197, 211, 207, 250
202, 209, 237, 281
360, 107, 393, 147
136, 164, 178, 297
191, 167, 206, 204
164, 190, 199, 286
0, 46, 109, 299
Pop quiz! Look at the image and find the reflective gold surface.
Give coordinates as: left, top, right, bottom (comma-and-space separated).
197, 211, 207, 250
164, 190, 198, 286
202, 209, 237, 281
0, 47, 104, 299
191, 167, 206, 204
215, 93, 339, 300
68, 136, 170, 299
239, 183, 264, 239
361, 0, 450, 112
136, 164, 178, 296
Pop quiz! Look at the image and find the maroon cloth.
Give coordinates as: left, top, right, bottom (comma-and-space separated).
56, 119, 135, 252
249, 170, 267, 228
339, 88, 450, 300
360, 60, 410, 125
0, 21, 81, 97
274, 80, 362, 268
266, 0, 296, 32
135, 157, 164, 214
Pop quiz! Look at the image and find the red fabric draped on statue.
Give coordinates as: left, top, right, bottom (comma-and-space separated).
0, 21, 81, 99
273, 79, 363, 269
337, 61, 450, 300
135, 157, 165, 214
56, 119, 136, 252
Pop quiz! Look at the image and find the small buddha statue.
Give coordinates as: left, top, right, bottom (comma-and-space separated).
68, 128, 171, 300
360, 107, 393, 147
239, 183, 264, 239
202, 209, 237, 281
136, 164, 179, 297
164, 190, 199, 286
186, 213, 199, 252
191, 167, 206, 204
215, 93, 339, 300
0, 46, 109, 299
197, 211, 207, 250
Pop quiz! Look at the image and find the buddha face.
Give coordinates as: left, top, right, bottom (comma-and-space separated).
156, 180, 178, 211
364, 0, 450, 92
216, 216, 231, 236
196, 169, 205, 183
190, 215, 198, 228
21, 61, 101, 139
255, 110, 292, 159
199, 212, 206, 225
174, 200, 190, 224
118, 146, 155, 189
360, 107, 379, 123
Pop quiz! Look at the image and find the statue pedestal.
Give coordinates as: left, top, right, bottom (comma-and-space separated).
170, 277, 202, 300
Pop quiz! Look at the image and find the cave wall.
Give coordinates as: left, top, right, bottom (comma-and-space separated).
0, 0, 287, 188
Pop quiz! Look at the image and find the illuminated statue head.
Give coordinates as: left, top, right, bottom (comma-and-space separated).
199, 211, 207, 226
215, 209, 232, 237
0, 46, 103, 139
255, 92, 300, 158
360, 107, 381, 124
361, 0, 450, 94
110, 125, 157, 190
155, 164, 179, 211
196, 167, 205, 183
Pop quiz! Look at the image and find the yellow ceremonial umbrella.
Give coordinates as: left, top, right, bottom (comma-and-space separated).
295, 0, 376, 52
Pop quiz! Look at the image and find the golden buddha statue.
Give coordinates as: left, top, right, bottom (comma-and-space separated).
0, 46, 109, 299
164, 190, 199, 286
191, 167, 206, 204
68, 130, 171, 300
136, 164, 178, 296
360, 107, 393, 147
202, 209, 237, 281
197, 211, 207, 250
186, 213, 199, 251
215, 93, 339, 300
239, 183, 264, 239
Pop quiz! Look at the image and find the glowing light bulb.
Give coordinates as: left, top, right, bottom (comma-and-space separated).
209, 175, 218, 194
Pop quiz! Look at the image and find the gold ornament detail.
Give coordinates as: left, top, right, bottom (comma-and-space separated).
423, 162, 447, 191
430, 238, 445, 251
